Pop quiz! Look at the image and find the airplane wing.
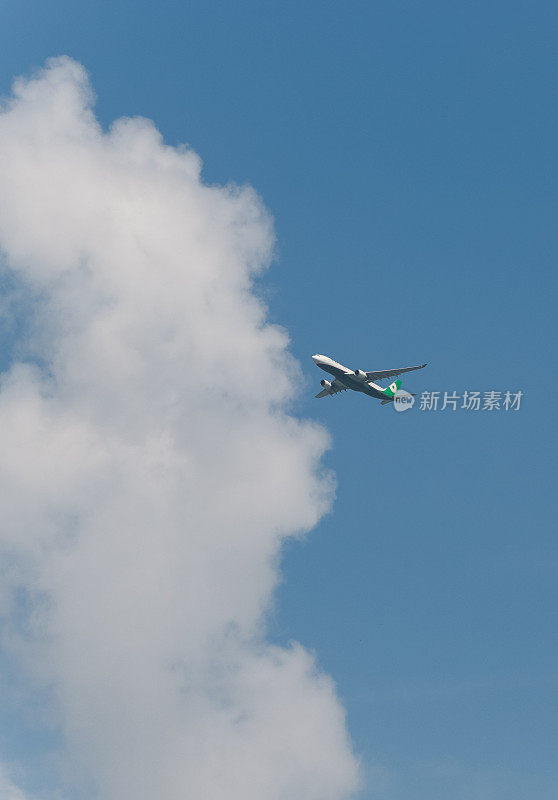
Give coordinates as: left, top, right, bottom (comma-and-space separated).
366, 363, 427, 382
315, 379, 348, 398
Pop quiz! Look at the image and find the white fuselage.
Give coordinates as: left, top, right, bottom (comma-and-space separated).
312, 354, 387, 399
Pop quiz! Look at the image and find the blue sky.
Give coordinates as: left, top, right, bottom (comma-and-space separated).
1, 2, 557, 798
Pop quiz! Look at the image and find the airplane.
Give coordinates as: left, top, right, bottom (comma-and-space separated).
312, 354, 427, 405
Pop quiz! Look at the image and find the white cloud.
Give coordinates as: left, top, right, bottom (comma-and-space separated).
0, 764, 29, 800
0, 58, 360, 800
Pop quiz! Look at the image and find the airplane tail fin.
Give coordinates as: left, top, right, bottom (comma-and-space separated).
381, 379, 402, 405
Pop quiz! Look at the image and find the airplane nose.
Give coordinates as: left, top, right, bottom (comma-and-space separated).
312, 354, 322, 364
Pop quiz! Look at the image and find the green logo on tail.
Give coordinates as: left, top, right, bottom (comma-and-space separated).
383, 379, 402, 398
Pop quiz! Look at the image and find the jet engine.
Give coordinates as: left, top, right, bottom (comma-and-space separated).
353, 369, 368, 381
320, 379, 332, 389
